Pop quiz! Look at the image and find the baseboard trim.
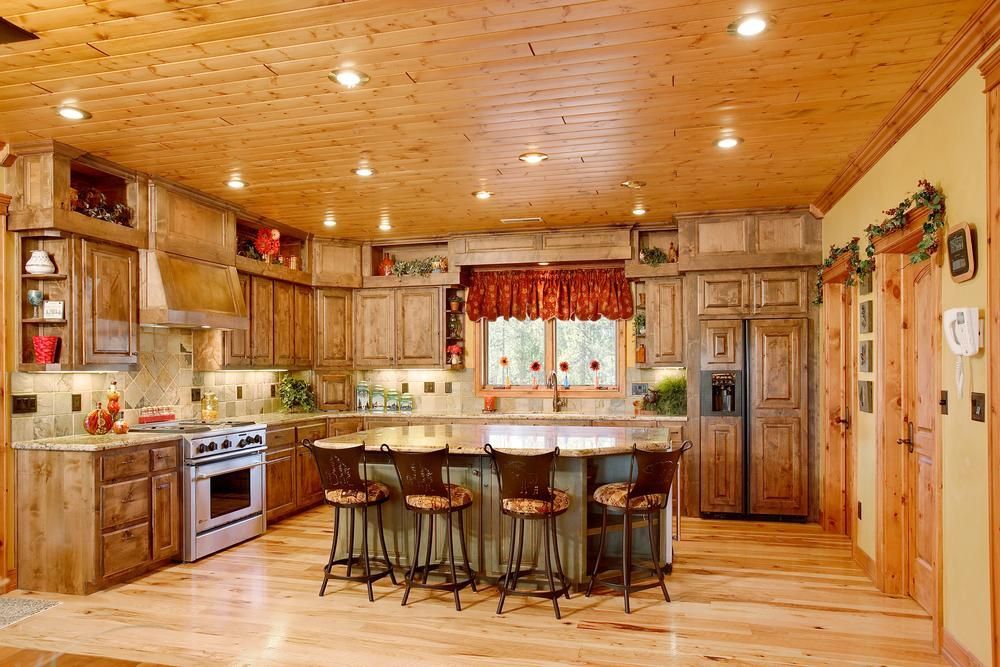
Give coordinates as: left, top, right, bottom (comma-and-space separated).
852, 543, 876, 582
942, 629, 984, 667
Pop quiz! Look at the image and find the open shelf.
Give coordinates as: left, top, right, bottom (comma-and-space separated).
23, 318, 67, 325
625, 227, 680, 277
235, 216, 311, 284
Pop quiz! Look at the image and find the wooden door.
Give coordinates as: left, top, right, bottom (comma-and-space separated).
902, 261, 940, 616
150, 471, 180, 561
272, 280, 295, 367
293, 285, 314, 367
224, 273, 251, 367
701, 319, 742, 369
395, 287, 443, 366
749, 319, 808, 516
315, 288, 353, 368
265, 446, 296, 523
354, 289, 394, 367
79, 239, 138, 366
648, 278, 683, 364
250, 276, 274, 366
821, 282, 853, 535
700, 416, 743, 513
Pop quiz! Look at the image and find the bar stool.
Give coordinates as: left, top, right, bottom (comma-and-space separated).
483, 445, 571, 620
586, 441, 691, 613
381, 444, 477, 611
303, 440, 397, 601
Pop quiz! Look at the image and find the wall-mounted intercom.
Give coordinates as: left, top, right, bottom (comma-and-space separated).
943, 307, 981, 397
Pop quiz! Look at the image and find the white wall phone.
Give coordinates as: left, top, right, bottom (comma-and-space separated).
943, 307, 981, 397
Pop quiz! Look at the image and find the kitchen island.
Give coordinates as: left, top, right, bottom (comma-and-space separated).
315, 423, 686, 585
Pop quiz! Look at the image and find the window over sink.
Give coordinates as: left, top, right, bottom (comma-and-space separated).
479, 316, 625, 397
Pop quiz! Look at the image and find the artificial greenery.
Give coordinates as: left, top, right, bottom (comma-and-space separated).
862, 179, 945, 266
638, 246, 668, 267
813, 237, 861, 305
278, 375, 316, 412
239, 239, 264, 261
643, 375, 687, 416
633, 311, 646, 338
391, 255, 445, 277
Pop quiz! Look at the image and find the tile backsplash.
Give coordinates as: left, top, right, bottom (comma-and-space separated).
11, 328, 293, 442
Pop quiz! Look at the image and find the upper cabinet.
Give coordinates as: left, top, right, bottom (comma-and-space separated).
316, 289, 353, 369
449, 227, 630, 266
149, 180, 236, 265
250, 276, 274, 367
677, 209, 821, 272
696, 269, 810, 318
313, 239, 362, 288
293, 285, 314, 368
80, 239, 139, 367
235, 214, 313, 286
6, 141, 148, 249
647, 278, 684, 365
355, 287, 445, 369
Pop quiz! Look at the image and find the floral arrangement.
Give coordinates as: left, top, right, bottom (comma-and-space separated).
446, 344, 463, 356
446, 344, 463, 366
391, 255, 447, 277
812, 237, 861, 305
529, 360, 542, 373
499, 356, 509, 367
638, 246, 668, 267
559, 361, 569, 373
589, 359, 601, 372
254, 228, 281, 258
499, 355, 510, 388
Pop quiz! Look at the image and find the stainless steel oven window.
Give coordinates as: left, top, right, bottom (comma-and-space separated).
209, 467, 253, 519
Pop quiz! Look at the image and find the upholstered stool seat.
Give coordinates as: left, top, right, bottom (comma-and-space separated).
593, 483, 665, 511
405, 483, 474, 512
501, 488, 570, 516
326, 480, 391, 506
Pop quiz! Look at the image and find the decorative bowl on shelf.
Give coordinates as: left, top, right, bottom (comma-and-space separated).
25, 250, 56, 275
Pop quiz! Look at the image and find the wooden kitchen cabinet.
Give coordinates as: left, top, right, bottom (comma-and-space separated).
316, 288, 353, 368
16, 439, 183, 595
318, 372, 354, 411
272, 280, 295, 366
647, 278, 683, 364
251, 276, 274, 366
293, 284, 314, 367
355, 287, 446, 368
696, 271, 751, 317
80, 239, 139, 367
149, 180, 236, 265
752, 269, 809, 315
700, 416, 743, 514
224, 273, 252, 366
265, 427, 297, 524
295, 421, 327, 510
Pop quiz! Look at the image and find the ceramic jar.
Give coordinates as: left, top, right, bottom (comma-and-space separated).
371, 385, 385, 412
356, 381, 370, 411
386, 389, 399, 412
400, 393, 413, 413
24, 250, 56, 275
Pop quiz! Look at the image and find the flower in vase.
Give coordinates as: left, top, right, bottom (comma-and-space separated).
558, 361, 569, 373
499, 356, 509, 367
589, 360, 601, 372
529, 360, 541, 373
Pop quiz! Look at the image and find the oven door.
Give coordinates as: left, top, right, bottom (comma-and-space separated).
190, 451, 265, 534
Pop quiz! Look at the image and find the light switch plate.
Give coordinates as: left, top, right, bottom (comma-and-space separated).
401, 382, 409, 394
191, 388, 202, 403
71, 394, 82, 412
444, 382, 453, 394
972, 392, 986, 422
237, 385, 244, 400
12, 395, 37, 414
423, 382, 435, 394
631, 382, 649, 396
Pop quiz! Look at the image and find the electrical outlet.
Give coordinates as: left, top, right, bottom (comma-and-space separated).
191, 388, 202, 403
401, 382, 409, 394
857, 501, 862, 520
237, 385, 244, 400
939, 390, 948, 415
972, 392, 986, 422
270, 384, 277, 398
71, 394, 82, 412
423, 382, 435, 394
12, 395, 37, 414
445, 382, 453, 394
631, 382, 649, 396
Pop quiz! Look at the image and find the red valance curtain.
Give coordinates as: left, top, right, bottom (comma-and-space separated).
465, 267, 634, 321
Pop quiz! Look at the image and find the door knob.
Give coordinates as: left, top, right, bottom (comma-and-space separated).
835, 416, 850, 429
896, 422, 915, 453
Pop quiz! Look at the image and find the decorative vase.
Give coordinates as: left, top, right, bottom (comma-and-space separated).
112, 418, 129, 435
503, 367, 511, 389
84, 403, 113, 436
531, 373, 539, 389
32, 335, 59, 364
636, 343, 647, 364
378, 254, 395, 276
25, 250, 56, 275
593, 371, 600, 389
562, 373, 570, 390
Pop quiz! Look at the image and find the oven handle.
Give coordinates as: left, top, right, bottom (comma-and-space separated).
193, 461, 265, 481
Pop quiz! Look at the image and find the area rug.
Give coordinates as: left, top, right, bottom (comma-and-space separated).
0, 598, 59, 629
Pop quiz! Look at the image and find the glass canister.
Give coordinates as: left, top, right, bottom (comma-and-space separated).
200, 392, 219, 421
356, 381, 370, 412
386, 389, 399, 412
371, 384, 385, 412
400, 393, 414, 414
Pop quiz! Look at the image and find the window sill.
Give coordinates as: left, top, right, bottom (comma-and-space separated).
475, 386, 625, 399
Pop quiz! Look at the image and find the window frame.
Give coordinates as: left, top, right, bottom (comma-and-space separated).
474, 317, 626, 398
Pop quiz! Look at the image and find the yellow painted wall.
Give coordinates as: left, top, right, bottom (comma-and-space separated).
822, 63, 992, 663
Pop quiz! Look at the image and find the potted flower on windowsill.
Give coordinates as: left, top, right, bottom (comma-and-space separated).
590, 359, 601, 388
499, 355, 511, 388
559, 361, 570, 389
530, 360, 542, 388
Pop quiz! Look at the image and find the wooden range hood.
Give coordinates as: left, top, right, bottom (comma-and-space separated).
139, 250, 248, 330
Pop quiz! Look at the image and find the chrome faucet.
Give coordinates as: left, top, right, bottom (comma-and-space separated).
546, 371, 568, 413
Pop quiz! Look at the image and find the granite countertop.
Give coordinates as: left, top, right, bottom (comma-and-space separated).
13, 431, 186, 452
317, 411, 686, 423
316, 423, 683, 457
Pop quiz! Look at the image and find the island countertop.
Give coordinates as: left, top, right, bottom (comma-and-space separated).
315, 423, 682, 457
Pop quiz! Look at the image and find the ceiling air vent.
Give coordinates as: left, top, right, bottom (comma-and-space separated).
500, 217, 543, 225
0, 18, 38, 45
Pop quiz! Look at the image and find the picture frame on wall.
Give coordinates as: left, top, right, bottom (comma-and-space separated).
859, 301, 873, 334
859, 271, 873, 295
858, 380, 873, 413
859, 340, 873, 373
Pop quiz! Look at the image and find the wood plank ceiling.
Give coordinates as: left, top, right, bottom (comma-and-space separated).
0, 0, 983, 240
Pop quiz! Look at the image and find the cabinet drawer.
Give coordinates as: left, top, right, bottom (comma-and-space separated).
266, 445, 295, 463
267, 426, 296, 449
101, 478, 150, 530
101, 450, 149, 481
296, 421, 327, 443
102, 522, 150, 578
150, 444, 178, 472
330, 418, 364, 435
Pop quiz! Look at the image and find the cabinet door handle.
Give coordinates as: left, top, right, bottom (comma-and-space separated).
122, 530, 133, 540
156, 483, 170, 490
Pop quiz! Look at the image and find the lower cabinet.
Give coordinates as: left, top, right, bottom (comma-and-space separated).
15, 440, 183, 595
265, 443, 297, 524
699, 416, 743, 514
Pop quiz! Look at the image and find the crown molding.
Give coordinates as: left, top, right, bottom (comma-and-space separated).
980, 44, 1000, 91
812, 0, 1000, 215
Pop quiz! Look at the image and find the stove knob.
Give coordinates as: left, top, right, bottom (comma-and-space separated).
197, 444, 208, 454
208, 441, 218, 452
221, 439, 232, 449
254, 434, 263, 444
237, 438, 247, 448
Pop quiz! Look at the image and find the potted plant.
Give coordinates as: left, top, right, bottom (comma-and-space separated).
633, 311, 646, 337
638, 246, 668, 267
446, 344, 464, 367
643, 375, 687, 416
448, 293, 464, 312
278, 375, 316, 413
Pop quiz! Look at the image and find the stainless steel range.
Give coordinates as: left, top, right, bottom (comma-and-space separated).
131, 419, 267, 561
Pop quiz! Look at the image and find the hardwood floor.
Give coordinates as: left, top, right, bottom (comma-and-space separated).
0, 512, 942, 666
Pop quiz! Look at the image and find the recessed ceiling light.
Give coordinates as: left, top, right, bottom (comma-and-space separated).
323, 217, 336, 228
716, 136, 743, 149
632, 206, 647, 216
352, 166, 376, 177
226, 176, 248, 189
538, 262, 550, 266
620, 180, 646, 190
518, 152, 548, 164
329, 69, 370, 88
730, 15, 769, 37
378, 220, 392, 231
473, 190, 493, 199
56, 105, 91, 120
